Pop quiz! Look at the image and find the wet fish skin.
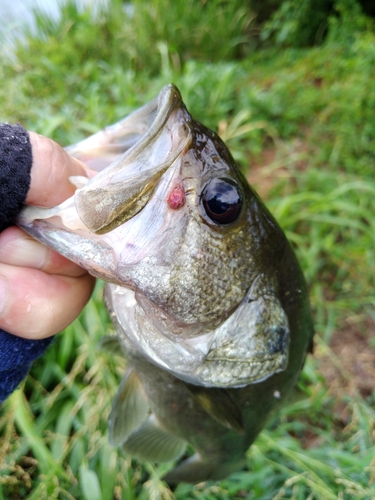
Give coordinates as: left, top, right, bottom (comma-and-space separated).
18, 84, 314, 483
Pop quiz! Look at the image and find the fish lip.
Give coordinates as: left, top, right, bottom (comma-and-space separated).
74, 84, 191, 234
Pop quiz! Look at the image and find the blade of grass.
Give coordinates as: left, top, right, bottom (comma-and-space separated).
10, 390, 68, 480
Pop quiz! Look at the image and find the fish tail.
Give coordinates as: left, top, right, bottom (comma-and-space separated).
162, 453, 246, 484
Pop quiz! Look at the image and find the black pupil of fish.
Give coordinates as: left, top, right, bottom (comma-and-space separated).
202, 178, 242, 224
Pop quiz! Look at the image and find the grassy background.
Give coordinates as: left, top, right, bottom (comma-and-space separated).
1, 0, 375, 498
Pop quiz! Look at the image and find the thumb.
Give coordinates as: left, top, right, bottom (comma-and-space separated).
26, 132, 95, 207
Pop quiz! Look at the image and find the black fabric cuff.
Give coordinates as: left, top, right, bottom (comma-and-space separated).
0, 124, 32, 232
0, 330, 54, 404
0, 329, 53, 371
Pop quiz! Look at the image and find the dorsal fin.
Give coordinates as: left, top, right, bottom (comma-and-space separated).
187, 385, 244, 434
108, 368, 149, 446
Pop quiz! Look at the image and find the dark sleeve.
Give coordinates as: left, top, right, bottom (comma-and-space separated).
0, 124, 32, 232
0, 123, 53, 404
0, 332, 53, 403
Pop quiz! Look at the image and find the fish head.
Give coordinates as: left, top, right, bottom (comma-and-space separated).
18, 84, 310, 388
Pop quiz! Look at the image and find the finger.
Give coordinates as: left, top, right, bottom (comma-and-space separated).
0, 226, 87, 277
26, 132, 96, 207
0, 263, 95, 339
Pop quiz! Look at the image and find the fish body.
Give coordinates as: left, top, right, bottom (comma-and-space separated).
18, 84, 313, 483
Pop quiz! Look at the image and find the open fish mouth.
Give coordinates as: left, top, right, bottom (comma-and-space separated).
73, 85, 193, 235
18, 84, 193, 282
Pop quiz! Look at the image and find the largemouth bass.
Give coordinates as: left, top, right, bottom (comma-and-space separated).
18, 84, 314, 483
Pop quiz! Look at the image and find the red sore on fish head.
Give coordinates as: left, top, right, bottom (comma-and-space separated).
167, 184, 186, 210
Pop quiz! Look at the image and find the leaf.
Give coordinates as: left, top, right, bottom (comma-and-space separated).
79, 466, 102, 500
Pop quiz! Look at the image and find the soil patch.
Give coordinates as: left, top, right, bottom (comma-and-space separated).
319, 317, 375, 400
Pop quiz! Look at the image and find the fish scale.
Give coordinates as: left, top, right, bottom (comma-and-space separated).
165, 223, 253, 326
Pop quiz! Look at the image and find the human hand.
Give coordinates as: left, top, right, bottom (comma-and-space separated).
0, 132, 96, 339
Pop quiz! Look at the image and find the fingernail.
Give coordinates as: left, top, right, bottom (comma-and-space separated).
0, 236, 48, 269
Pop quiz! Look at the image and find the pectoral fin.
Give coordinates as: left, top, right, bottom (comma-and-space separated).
108, 368, 149, 446
122, 415, 186, 463
187, 385, 244, 434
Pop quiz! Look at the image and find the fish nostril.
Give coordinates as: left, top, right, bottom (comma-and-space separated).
167, 184, 186, 210
267, 326, 289, 355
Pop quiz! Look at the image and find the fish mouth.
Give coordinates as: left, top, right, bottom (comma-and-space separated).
17, 84, 193, 282
74, 84, 192, 235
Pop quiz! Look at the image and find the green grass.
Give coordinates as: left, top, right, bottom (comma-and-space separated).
1, 0, 375, 498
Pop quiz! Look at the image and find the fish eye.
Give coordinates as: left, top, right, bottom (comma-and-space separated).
202, 178, 242, 225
